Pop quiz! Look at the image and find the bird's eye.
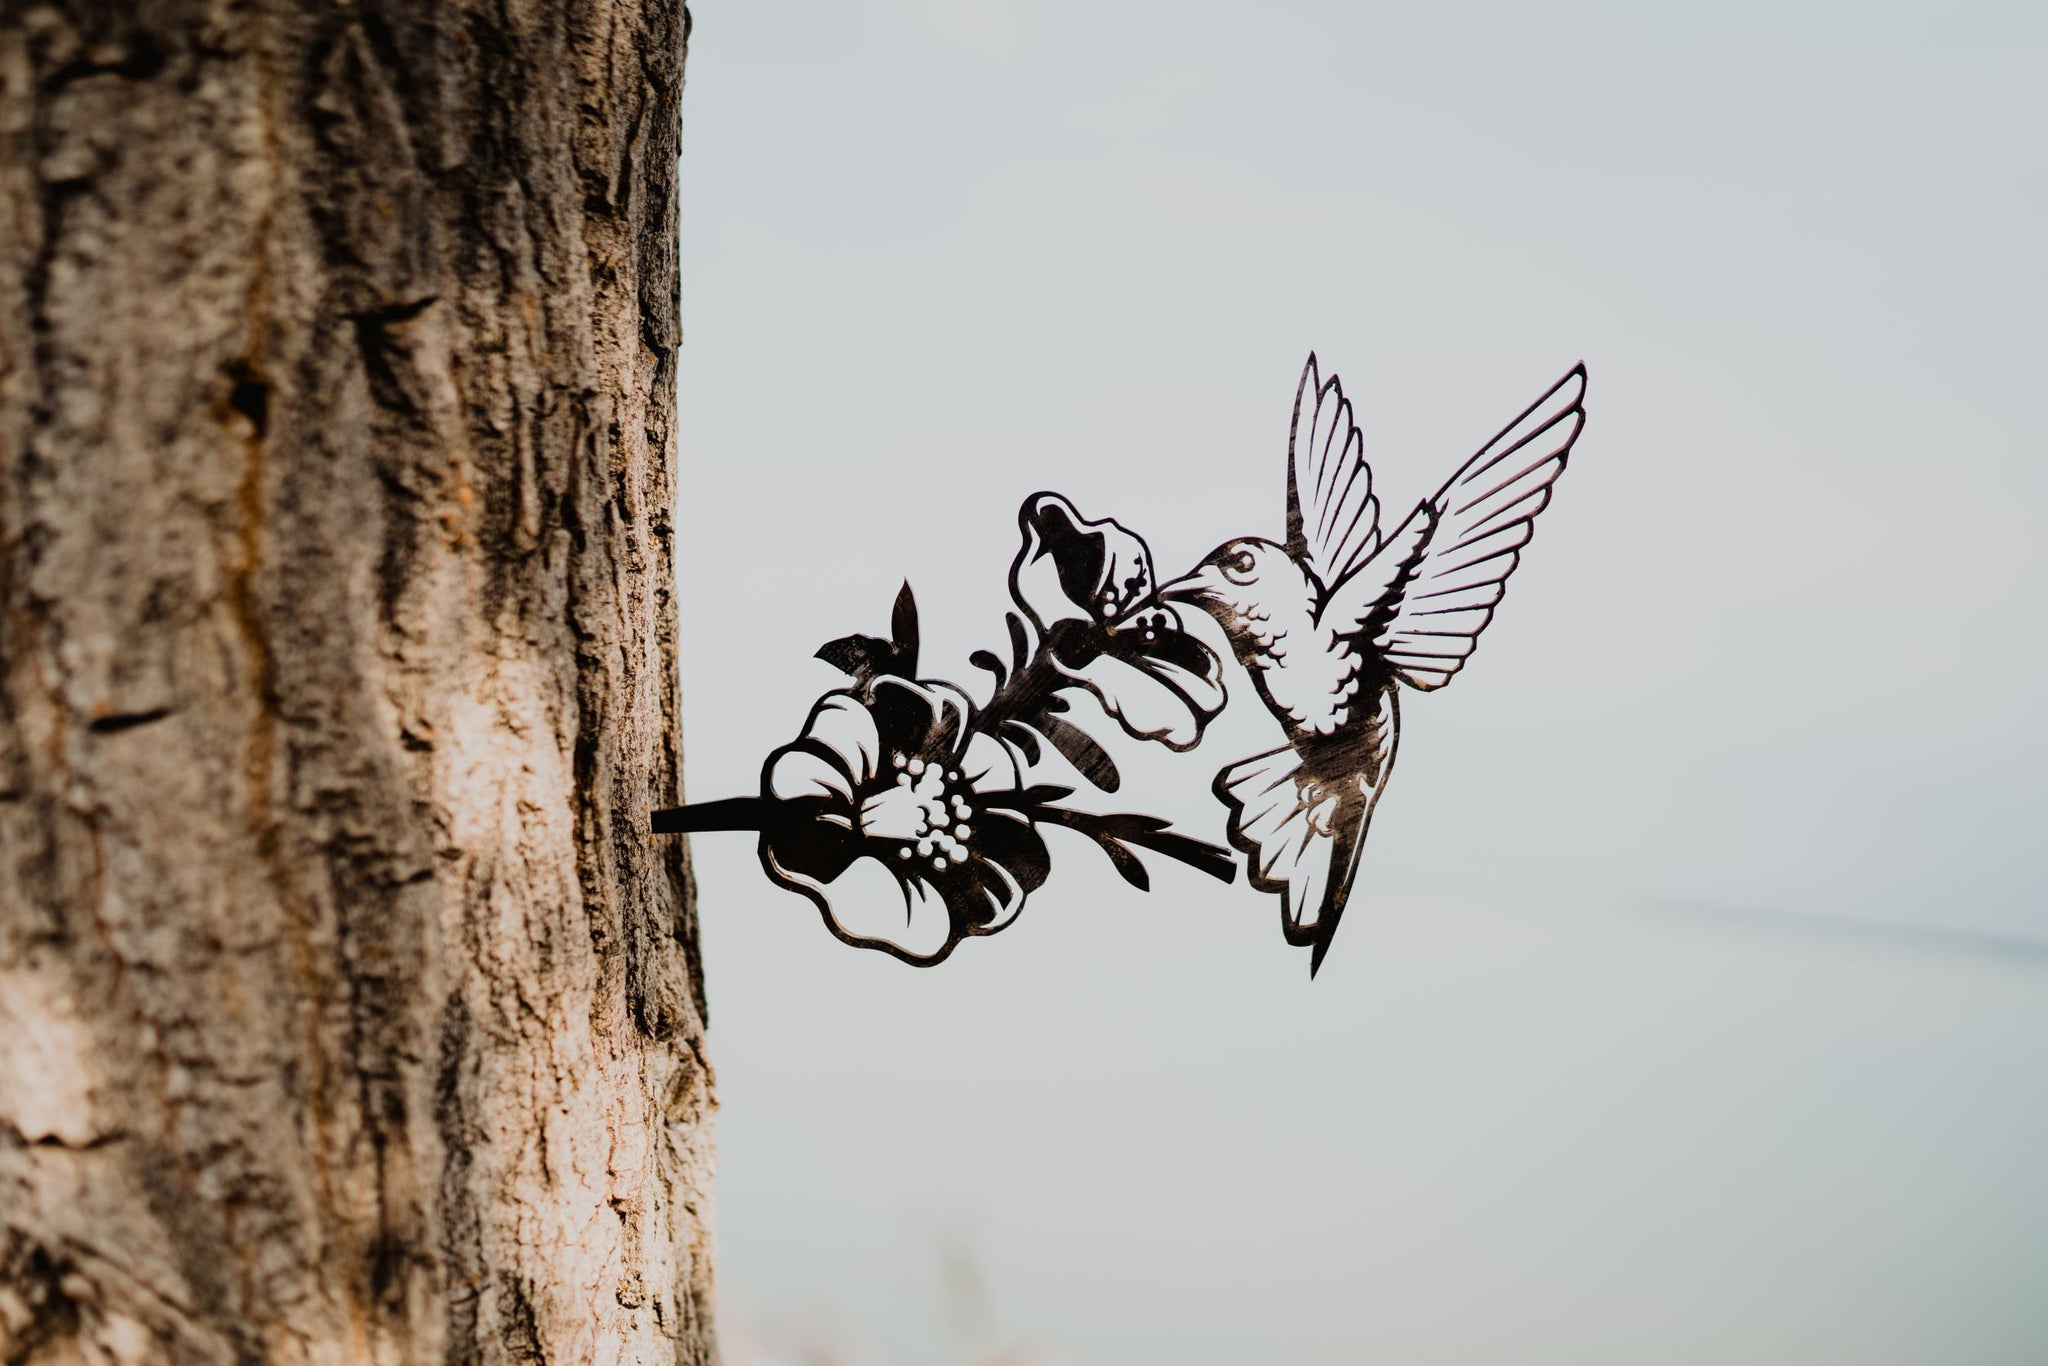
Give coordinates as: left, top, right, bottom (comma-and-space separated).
1220, 548, 1258, 585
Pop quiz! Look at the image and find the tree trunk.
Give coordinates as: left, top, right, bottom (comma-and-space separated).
0, 3, 714, 1362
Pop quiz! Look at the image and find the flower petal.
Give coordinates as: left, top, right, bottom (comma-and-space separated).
840, 861, 955, 961
1054, 652, 1211, 750
757, 818, 861, 888
1102, 609, 1226, 707
1011, 541, 1088, 632
804, 691, 882, 785
973, 808, 1051, 900
1121, 635, 1226, 718
961, 731, 1022, 793
1009, 493, 1160, 630
762, 844, 957, 965
921, 807, 1048, 936
865, 675, 929, 747
973, 860, 1026, 933
924, 681, 976, 757
767, 745, 856, 804
1009, 494, 1099, 630
867, 675, 969, 759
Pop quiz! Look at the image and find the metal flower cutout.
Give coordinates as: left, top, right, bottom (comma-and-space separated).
656, 354, 1588, 976
758, 677, 1049, 964
655, 508, 1235, 967
1007, 493, 1225, 755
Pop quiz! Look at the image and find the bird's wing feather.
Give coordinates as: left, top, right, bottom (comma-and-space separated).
1323, 363, 1587, 691
1284, 354, 1382, 595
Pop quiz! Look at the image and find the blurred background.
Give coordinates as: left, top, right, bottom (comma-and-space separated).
673, 2, 2048, 1361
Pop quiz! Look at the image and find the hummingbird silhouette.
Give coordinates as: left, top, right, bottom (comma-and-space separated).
1162, 355, 1588, 976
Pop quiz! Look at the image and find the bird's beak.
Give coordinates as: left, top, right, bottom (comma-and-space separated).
1158, 568, 1210, 605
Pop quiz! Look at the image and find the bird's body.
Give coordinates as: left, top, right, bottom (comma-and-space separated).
1218, 561, 1370, 736
1165, 355, 1587, 975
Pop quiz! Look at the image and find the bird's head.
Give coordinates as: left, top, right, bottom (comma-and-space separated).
1160, 538, 1300, 657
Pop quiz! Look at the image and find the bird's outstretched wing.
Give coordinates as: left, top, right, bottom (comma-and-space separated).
1284, 354, 1382, 595
1324, 363, 1587, 691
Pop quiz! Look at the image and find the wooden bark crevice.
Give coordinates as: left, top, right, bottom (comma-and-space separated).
0, 3, 714, 1362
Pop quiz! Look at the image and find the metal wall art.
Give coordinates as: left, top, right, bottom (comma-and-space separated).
655, 355, 1588, 975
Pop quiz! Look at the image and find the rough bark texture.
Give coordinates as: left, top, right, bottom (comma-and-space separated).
0, 2, 714, 1362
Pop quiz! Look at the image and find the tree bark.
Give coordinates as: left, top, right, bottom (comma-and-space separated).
0, 3, 714, 1362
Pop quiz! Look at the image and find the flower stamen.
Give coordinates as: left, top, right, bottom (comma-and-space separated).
859, 756, 984, 871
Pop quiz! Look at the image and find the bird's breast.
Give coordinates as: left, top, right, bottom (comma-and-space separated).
1257, 629, 1376, 737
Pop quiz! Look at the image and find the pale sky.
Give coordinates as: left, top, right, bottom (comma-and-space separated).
673, 3, 2048, 1361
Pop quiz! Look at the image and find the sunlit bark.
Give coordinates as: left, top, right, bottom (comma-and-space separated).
0, 3, 714, 1360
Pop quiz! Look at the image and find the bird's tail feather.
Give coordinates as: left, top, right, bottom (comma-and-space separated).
1214, 709, 1398, 977
1216, 746, 1333, 951
1215, 746, 1373, 973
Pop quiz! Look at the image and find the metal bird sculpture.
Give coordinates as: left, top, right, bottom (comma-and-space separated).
1162, 355, 1588, 976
